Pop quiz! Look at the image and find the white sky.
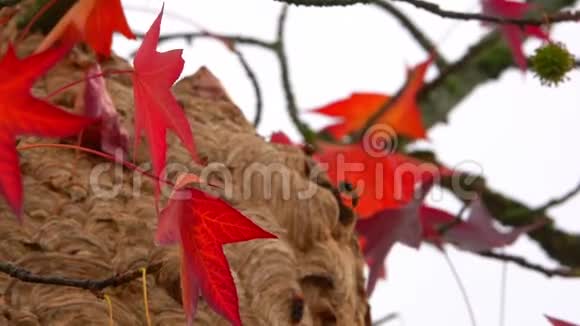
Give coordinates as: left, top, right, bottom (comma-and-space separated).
115, 1, 580, 325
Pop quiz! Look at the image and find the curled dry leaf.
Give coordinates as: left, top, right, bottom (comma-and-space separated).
79, 64, 129, 156
421, 198, 545, 252
356, 179, 434, 295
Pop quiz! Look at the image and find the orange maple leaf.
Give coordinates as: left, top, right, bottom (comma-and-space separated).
311, 57, 432, 140
37, 0, 135, 57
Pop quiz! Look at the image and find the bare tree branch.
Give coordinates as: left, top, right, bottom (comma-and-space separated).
274, 6, 317, 142
372, 1, 447, 69
505, 179, 580, 220
232, 47, 264, 127
411, 149, 580, 270
272, 0, 580, 27
478, 251, 580, 278
134, 31, 275, 50
418, 0, 577, 127
0, 261, 162, 295
272, 0, 372, 6
372, 312, 399, 325
439, 173, 580, 268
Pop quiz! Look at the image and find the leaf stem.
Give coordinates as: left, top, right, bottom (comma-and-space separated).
498, 257, 507, 326
442, 250, 477, 326
372, 1, 447, 69
16, 0, 60, 44
103, 294, 114, 326
141, 267, 152, 326
45, 69, 134, 99
17, 143, 173, 187
371, 312, 399, 325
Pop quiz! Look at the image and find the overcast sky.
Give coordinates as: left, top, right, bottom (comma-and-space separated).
116, 1, 580, 325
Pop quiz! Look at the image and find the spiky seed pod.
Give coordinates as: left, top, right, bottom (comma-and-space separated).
529, 42, 575, 87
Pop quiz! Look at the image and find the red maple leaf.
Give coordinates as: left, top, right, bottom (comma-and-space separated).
37, 0, 135, 57
546, 315, 580, 326
315, 142, 452, 218
269, 131, 294, 145
0, 44, 93, 217
132, 7, 199, 197
156, 176, 277, 326
421, 198, 545, 252
310, 57, 432, 140
79, 64, 128, 156
482, 0, 549, 70
419, 205, 458, 247
356, 178, 434, 295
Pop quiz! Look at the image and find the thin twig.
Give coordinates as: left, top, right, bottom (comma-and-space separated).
45, 69, 134, 99
272, 0, 372, 6
17, 143, 174, 187
134, 32, 268, 127
478, 251, 580, 278
274, 6, 316, 142
422, 155, 580, 269
0, 261, 162, 294
372, 1, 447, 69
273, 0, 580, 26
498, 254, 507, 326
438, 201, 470, 235
372, 312, 399, 325
442, 251, 478, 326
504, 180, 580, 220
533, 181, 580, 213
232, 47, 264, 127
134, 31, 275, 50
